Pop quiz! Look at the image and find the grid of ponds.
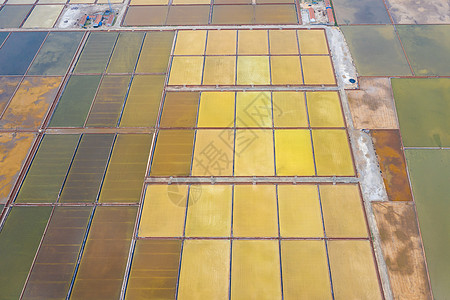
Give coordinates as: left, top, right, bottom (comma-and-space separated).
341, 24, 450, 77
123, 2, 300, 26
333, 0, 450, 295
0, 0, 447, 296
0, 1, 67, 28
167, 29, 336, 86
332, 7, 450, 297
391, 77, 450, 299
0, 27, 387, 299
